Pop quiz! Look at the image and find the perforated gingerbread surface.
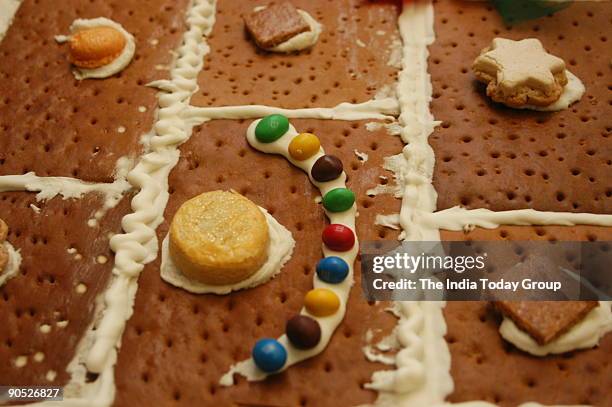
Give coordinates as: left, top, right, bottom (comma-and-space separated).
442, 226, 612, 406
192, 0, 401, 108
0, 0, 190, 182
113, 119, 402, 406
430, 0, 612, 214
0, 192, 131, 387
0, 0, 611, 406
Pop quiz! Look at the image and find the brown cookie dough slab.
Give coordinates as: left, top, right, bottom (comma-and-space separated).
0, 0, 190, 182
441, 226, 612, 407
430, 0, 612, 214
0, 192, 131, 388
113, 119, 403, 406
191, 0, 400, 109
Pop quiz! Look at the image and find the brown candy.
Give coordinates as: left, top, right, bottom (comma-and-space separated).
286, 315, 321, 349
311, 155, 343, 183
495, 301, 598, 345
243, 2, 310, 49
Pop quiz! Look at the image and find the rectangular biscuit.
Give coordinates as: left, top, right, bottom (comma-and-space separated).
495, 300, 598, 345
244, 2, 310, 49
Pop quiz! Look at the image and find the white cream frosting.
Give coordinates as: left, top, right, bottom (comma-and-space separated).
250, 6, 322, 53
0, 241, 22, 288
500, 302, 612, 357
55, 17, 136, 80
365, 3, 453, 406
7, 0, 606, 406
370, 2, 611, 407
420, 207, 612, 231
220, 119, 359, 385
25, 3, 219, 407
0, 0, 21, 41
85, 0, 217, 375
160, 207, 295, 295
521, 70, 585, 111
268, 9, 322, 53
186, 98, 399, 123
0, 166, 132, 227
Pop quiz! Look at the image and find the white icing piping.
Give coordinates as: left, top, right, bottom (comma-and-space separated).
85, 0, 217, 375
0, 0, 21, 42
372, 2, 611, 407
422, 207, 612, 231
160, 207, 295, 295
185, 98, 399, 124
0, 163, 132, 227
220, 119, 359, 384
0, 241, 22, 288
366, 4, 453, 406
390, 1, 441, 243
26, 2, 218, 406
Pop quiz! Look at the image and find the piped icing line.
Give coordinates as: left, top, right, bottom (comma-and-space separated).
416, 207, 612, 231
367, 301, 452, 405
0, 0, 21, 41
25, 3, 216, 404
367, 2, 453, 406
184, 98, 399, 125
62, 0, 217, 397
160, 207, 295, 295
0, 241, 21, 288
388, 0, 441, 242
0, 172, 130, 202
219, 118, 358, 384
500, 302, 612, 357
55, 17, 136, 80
373, 2, 608, 406
0, 165, 132, 227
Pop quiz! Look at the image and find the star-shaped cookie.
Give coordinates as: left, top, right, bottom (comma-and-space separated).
472, 38, 568, 107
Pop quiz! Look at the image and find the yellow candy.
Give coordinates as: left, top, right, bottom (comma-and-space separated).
288, 133, 320, 161
304, 288, 340, 317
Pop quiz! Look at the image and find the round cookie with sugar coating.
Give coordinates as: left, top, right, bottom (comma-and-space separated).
169, 191, 270, 286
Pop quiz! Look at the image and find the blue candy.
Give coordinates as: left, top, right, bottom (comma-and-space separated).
252, 338, 287, 373
316, 256, 349, 284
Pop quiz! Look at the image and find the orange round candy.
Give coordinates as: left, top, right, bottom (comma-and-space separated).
288, 133, 320, 161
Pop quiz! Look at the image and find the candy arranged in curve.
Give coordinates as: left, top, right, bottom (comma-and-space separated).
220, 114, 359, 383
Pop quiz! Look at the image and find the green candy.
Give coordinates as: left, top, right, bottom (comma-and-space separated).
322, 188, 355, 213
255, 114, 289, 143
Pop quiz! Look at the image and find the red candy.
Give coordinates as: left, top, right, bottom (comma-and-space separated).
322, 224, 355, 252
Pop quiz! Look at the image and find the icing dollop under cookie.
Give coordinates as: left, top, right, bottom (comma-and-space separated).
500, 301, 612, 356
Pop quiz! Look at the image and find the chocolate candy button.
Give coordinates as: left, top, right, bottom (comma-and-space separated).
311, 155, 343, 182
255, 114, 289, 143
316, 256, 349, 284
322, 224, 355, 252
252, 338, 287, 373
286, 315, 321, 349
322, 188, 355, 213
